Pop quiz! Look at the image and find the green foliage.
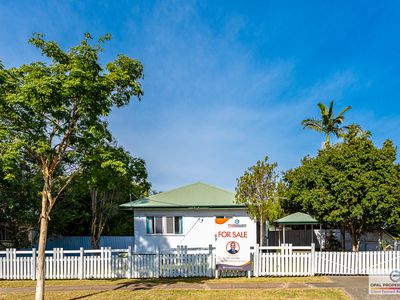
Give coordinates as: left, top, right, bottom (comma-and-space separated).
49, 176, 91, 236
0, 33, 145, 295
235, 157, 283, 245
83, 144, 150, 196
0, 34, 148, 250
301, 100, 351, 146
83, 143, 150, 248
0, 158, 41, 248
283, 126, 400, 250
49, 144, 150, 239
0, 32, 144, 193
0, 32, 144, 214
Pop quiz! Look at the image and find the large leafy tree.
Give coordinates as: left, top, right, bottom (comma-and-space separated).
283, 127, 400, 251
0, 33, 144, 299
83, 143, 150, 249
235, 157, 283, 246
301, 100, 351, 147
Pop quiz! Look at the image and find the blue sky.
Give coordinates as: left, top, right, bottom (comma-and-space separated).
1, 1, 400, 191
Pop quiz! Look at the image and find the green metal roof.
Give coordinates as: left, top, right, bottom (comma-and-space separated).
274, 212, 319, 225
119, 182, 245, 209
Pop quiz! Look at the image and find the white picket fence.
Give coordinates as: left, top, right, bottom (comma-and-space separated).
0, 246, 214, 280
315, 250, 400, 275
254, 244, 400, 276
2, 244, 400, 279
255, 244, 314, 276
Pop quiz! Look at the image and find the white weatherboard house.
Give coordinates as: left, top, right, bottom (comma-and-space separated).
120, 182, 257, 253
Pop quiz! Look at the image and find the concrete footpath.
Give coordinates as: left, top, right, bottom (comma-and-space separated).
1, 276, 398, 299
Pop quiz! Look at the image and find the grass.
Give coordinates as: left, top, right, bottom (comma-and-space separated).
0, 276, 330, 288
0, 288, 349, 300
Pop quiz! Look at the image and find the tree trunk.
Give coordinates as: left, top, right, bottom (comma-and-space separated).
351, 235, 360, 252
91, 219, 103, 250
35, 190, 49, 300
259, 220, 264, 246
90, 188, 113, 250
322, 134, 331, 149
91, 234, 100, 250
90, 188, 99, 249
90, 188, 105, 250
350, 226, 361, 252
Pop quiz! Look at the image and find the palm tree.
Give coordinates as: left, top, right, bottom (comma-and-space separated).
341, 124, 371, 141
301, 100, 351, 147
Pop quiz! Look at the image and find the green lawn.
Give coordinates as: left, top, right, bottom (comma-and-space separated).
0, 276, 330, 288
1, 289, 349, 300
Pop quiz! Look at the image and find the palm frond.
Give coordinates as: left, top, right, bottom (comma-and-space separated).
301, 118, 323, 132
337, 105, 352, 117
328, 100, 334, 117
303, 101, 352, 144
333, 116, 345, 124
317, 102, 327, 116
341, 123, 371, 139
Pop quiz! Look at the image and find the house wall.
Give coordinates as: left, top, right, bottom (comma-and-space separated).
133, 208, 256, 253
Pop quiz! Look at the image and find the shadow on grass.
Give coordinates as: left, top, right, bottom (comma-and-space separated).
69, 277, 211, 299
70, 290, 108, 300
113, 277, 211, 290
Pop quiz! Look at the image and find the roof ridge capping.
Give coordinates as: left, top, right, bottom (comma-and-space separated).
160, 181, 233, 193
275, 212, 319, 225
120, 182, 242, 209
193, 181, 234, 194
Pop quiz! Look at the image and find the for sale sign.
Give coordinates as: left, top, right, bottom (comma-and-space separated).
215, 217, 251, 271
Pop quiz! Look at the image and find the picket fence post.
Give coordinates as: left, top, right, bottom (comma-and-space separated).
207, 244, 213, 278
310, 243, 315, 276
127, 246, 132, 279
254, 244, 259, 277
356, 251, 360, 275
183, 245, 188, 278
31, 248, 36, 280
78, 247, 84, 280
155, 247, 160, 278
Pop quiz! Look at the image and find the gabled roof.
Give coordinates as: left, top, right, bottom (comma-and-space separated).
119, 182, 245, 209
274, 212, 319, 225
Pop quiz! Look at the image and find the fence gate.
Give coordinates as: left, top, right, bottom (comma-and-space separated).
315, 251, 358, 275
255, 244, 314, 276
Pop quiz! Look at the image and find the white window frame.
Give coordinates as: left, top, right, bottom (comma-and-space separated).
146, 216, 183, 235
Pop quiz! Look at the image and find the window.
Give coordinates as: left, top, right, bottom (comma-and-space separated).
146, 216, 182, 234
166, 217, 174, 233
155, 217, 163, 234
174, 217, 181, 234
